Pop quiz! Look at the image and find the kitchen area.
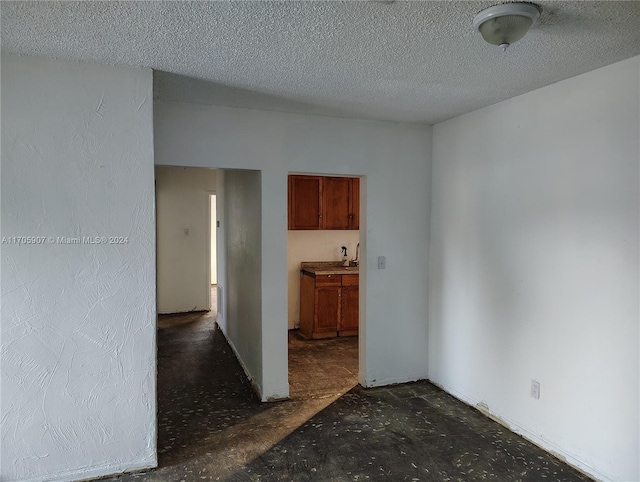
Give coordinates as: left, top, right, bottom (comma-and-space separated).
287, 174, 361, 398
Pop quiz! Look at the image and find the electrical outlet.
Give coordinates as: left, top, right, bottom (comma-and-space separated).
531, 379, 540, 399
378, 256, 386, 269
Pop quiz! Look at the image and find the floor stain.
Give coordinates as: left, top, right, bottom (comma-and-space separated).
104, 297, 592, 482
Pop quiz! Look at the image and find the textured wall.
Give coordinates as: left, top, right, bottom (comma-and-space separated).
155, 166, 216, 313
223, 170, 263, 395
1, 54, 156, 481
429, 56, 639, 482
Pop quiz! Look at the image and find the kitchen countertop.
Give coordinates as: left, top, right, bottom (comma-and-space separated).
301, 261, 359, 276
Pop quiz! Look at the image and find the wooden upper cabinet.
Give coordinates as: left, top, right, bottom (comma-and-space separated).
323, 177, 351, 230
349, 177, 359, 230
288, 175, 359, 230
288, 175, 322, 230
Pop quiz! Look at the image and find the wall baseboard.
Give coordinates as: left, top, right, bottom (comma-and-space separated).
7, 459, 157, 482
361, 373, 427, 388
428, 379, 610, 482
216, 322, 263, 401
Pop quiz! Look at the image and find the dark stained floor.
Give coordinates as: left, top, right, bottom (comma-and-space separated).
104, 290, 592, 482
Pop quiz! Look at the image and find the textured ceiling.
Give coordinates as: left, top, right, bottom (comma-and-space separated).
2, 1, 639, 124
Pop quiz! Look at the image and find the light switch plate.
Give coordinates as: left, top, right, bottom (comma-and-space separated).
378, 256, 386, 269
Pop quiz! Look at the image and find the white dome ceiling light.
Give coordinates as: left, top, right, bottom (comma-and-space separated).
473, 3, 541, 51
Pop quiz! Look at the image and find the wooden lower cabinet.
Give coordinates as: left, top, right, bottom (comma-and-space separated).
339, 278, 359, 336
300, 271, 358, 339
315, 286, 341, 335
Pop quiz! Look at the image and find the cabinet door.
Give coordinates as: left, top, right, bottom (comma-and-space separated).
340, 285, 359, 334
349, 178, 360, 230
289, 175, 322, 230
315, 286, 341, 334
299, 273, 316, 339
322, 177, 351, 230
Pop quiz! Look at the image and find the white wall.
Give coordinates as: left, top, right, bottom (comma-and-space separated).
155, 166, 216, 313
215, 171, 228, 332
1, 54, 156, 481
429, 56, 639, 482
154, 102, 432, 398
287, 230, 359, 329
211, 195, 217, 285
222, 170, 263, 392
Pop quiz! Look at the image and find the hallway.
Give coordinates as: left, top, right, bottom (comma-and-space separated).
104, 310, 592, 481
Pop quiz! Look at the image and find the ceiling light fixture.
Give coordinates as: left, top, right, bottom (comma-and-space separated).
473, 3, 541, 51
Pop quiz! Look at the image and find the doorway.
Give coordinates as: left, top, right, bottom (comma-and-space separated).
156, 166, 216, 314
287, 174, 362, 400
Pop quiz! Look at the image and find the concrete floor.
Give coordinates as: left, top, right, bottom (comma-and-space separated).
104, 294, 592, 481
